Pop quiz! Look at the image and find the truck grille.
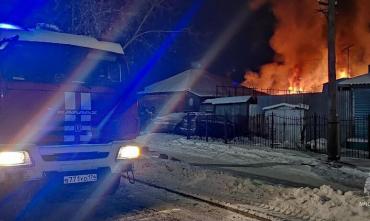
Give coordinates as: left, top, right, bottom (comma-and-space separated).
41, 152, 109, 161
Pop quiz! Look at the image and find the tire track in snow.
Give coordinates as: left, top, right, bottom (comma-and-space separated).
122, 175, 302, 221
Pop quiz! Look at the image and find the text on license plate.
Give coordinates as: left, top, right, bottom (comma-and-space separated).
63, 174, 98, 184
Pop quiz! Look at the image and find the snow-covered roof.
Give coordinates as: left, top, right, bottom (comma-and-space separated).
0, 28, 123, 54
262, 103, 309, 111
203, 96, 253, 105
139, 69, 232, 97
338, 72, 370, 86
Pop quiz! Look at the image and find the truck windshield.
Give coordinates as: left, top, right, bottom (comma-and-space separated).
0, 41, 122, 86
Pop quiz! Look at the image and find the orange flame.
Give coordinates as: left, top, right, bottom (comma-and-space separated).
244, 0, 370, 92
337, 69, 350, 79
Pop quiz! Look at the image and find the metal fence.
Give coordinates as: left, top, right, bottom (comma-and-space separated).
185, 112, 370, 159
215, 86, 314, 97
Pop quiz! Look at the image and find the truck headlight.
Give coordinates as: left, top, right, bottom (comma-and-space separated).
0, 151, 32, 166
117, 145, 140, 159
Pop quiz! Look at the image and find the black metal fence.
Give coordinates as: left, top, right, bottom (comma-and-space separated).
185, 112, 370, 159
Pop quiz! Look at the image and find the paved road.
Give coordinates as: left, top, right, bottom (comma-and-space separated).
6, 181, 255, 221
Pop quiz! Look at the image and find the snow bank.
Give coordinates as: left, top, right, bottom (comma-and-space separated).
134, 158, 370, 221
136, 133, 369, 190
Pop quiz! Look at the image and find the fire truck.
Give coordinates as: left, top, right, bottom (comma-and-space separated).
0, 24, 140, 209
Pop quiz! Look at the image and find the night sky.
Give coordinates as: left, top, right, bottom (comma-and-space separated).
191, 0, 275, 81
0, 0, 276, 88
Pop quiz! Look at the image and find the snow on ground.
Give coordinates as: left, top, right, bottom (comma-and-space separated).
135, 158, 370, 221
15, 177, 249, 221
133, 133, 370, 220
136, 133, 370, 190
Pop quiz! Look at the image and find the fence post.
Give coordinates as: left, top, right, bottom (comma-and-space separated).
368, 115, 370, 159
314, 113, 317, 151
270, 113, 274, 148
246, 114, 250, 140
224, 114, 228, 144
205, 114, 209, 142
187, 112, 190, 140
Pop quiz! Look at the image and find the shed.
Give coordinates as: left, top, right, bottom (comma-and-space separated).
138, 68, 232, 116
263, 103, 309, 117
263, 103, 309, 145
338, 67, 370, 120
203, 96, 257, 117
338, 67, 370, 147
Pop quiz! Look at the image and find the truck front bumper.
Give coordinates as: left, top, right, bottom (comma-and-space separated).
0, 141, 138, 200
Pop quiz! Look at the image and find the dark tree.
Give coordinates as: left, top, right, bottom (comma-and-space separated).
34, 0, 196, 78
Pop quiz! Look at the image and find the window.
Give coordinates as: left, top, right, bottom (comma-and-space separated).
0, 42, 122, 86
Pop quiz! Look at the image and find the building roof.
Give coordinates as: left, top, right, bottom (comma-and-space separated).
139, 69, 232, 97
203, 96, 254, 105
0, 28, 124, 54
262, 103, 309, 111
338, 72, 370, 87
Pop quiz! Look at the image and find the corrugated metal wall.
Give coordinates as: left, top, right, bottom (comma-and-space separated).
337, 89, 353, 120
354, 88, 370, 119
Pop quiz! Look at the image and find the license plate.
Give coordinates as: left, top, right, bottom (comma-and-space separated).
63, 174, 98, 184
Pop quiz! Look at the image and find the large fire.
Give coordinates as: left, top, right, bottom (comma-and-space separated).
243, 0, 370, 92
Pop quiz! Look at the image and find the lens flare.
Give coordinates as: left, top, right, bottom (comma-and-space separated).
141, 2, 251, 139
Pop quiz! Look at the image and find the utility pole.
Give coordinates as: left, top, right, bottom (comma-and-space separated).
327, 0, 340, 161
318, 0, 340, 161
